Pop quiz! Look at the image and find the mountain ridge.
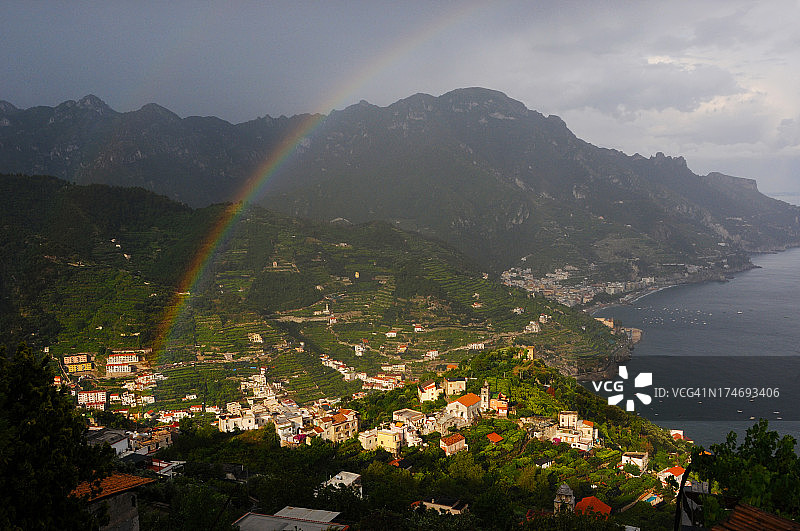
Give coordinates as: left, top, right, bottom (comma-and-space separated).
2, 89, 798, 273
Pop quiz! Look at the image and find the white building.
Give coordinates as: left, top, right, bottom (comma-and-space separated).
320, 471, 362, 498
106, 362, 132, 374
418, 381, 443, 402
445, 393, 482, 422
107, 353, 139, 364
621, 452, 649, 472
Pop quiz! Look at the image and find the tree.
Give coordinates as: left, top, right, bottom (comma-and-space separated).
0, 344, 113, 529
623, 463, 641, 476
692, 419, 800, 521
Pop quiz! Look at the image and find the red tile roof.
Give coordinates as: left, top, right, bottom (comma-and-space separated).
666, 466, 686, 476
440, 433, 465, 446
486, 432, 503, 444
575, 495, 611, 517
456, 393, 480, 407
712, 503, 800, 530
73, 472, 155, 502
582, 420, 594, 427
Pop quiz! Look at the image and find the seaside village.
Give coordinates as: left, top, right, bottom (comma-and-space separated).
55, 342, 698, 527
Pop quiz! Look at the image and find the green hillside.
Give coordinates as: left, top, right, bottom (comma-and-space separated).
0, 174, 623, 403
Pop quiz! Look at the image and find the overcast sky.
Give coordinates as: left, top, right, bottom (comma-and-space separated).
3, 1, 799, 195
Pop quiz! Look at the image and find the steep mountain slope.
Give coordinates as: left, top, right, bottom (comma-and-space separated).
0, 174, 619, 384
0, 96, 315, 206
2, 89, 798, 273
262, 88, 800, 270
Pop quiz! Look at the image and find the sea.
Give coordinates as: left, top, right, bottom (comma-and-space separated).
593, 247, 800, 449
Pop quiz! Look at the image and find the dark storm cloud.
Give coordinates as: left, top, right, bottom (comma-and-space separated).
1, 0, 799, 193
555, 60, 743, 115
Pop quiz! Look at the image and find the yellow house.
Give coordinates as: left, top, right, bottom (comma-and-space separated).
67, 362, 93, 373
377, 429, 402, 455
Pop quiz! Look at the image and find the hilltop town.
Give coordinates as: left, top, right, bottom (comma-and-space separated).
53, 341, 702, 529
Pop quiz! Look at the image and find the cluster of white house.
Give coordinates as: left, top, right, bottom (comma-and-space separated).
122, 371, 166, 392
418, 378, 510, 417
77, 389, 111, 410
139, 405, 204, 424
355, 379, 520, 457
87, 426, 178, 460
357, 409, 425, 454
520, 411, 600, 452
71, 369, 167, 412
534, 410, 600, 452
423, 349, 440, 360
239, 367, 283, 400
109, 391, 156, 407
214, 375, 522, 455
524, 314, 552, 334
319, 354, 405, 391
618, 451, 687, 486
217, 396, 360, 447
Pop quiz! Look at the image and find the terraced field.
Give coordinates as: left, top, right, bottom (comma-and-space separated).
265, 350, 362, 403
20, 189, 621, 407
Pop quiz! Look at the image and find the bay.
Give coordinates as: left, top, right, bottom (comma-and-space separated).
594, 247, 800, 448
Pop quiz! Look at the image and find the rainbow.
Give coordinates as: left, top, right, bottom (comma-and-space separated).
153, 3, 483, 354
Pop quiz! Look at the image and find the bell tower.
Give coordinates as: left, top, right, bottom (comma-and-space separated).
480, 380, 490, 412
553, 484, 575, 513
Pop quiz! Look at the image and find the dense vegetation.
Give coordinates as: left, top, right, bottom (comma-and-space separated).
692, 419, 800, 525
3, 339, 797, 529
0, 174, 622, 408
0, 344, 114, 529
148, 348, 687, 529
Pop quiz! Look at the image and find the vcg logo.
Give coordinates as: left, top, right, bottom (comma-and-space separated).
591, 366, 652, 411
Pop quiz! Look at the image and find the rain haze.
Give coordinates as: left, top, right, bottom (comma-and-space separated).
3, 0, 800, 198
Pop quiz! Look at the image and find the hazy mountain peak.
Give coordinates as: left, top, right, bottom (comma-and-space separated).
77, 94, 111, 114
0, 101, 19, 114
441, 87, 528, 117
650, 151, 688, 168
2, 87, 798, 266
387, 92, 437, 113
343, 99, 380, 112
137, 102, 180, 121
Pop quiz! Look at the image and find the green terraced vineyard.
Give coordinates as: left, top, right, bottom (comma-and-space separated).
0, 176, 623, 408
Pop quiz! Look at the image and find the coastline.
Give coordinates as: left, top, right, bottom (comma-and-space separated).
584, 260, 760, 316
585, 247, 800, 448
